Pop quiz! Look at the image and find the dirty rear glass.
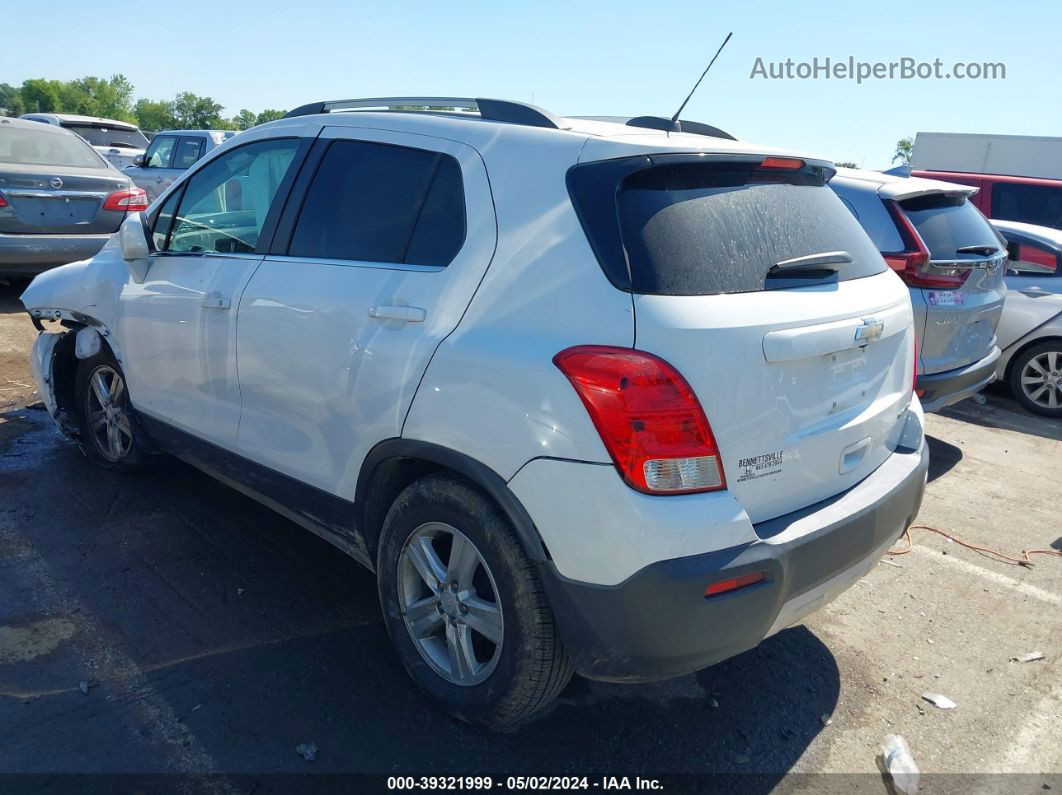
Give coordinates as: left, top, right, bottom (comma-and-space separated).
66, 124, 150, 150
615, 164, 886, 295
0, 127, 103, 169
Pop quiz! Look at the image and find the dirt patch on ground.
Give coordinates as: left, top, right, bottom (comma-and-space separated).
0, 617, 78, 664
0, 282, 39, 411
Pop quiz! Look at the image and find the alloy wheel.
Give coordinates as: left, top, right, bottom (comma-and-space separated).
85, 365, 134, 462
397, 522, 504, 686
1019, 350, 1062, 410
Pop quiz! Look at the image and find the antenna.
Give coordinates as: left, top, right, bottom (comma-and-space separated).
670, 32, 733, 125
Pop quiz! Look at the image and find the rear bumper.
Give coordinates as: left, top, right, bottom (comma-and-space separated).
0, 232, 112, 275
541, 428, 928, 682
916, 346, 1000, 413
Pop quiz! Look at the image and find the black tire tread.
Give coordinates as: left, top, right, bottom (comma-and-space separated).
1008, 340, 1062, 418
379, 474, 573, 726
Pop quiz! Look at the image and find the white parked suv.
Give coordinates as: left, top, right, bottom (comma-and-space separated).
21, 97, 928, 726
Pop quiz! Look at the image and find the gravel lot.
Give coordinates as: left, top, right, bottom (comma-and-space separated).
0, 281, 1059, 789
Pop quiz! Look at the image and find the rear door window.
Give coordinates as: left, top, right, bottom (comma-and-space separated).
899, 195, 1002, 261
287, 139, 465, 266
598, 162, 885, 295
991, 182, 1062, 230
1008, 239, 1059, 275
174, 137, 205, 169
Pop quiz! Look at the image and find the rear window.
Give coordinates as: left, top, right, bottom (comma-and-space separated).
0, 127, 104, 168
570, 158, 886, 295
899, 195, 1002, 261
66, 124, 149, 150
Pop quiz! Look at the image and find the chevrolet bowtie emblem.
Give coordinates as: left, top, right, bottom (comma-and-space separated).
855, 318, 884, 344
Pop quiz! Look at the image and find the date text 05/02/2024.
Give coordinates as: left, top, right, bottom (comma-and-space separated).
387, 776, 664, 791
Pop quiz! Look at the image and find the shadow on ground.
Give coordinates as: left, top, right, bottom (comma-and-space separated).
925, 435, 962, 483
940, 385, 1062, 443
0, 410, 840, 782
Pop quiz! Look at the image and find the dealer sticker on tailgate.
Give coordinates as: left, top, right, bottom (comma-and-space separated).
927, 291, 963, 307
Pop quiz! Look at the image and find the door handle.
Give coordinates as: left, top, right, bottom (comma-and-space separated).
201, 293, 231, 310
368, 305, 426, 323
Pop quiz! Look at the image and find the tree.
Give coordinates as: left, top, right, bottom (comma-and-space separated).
134, 98, 177, 132
834, 161, 858, 168
20, 79, 62, 113
892, 137, 914, 166
170, 92, 226, 129
71, 74, 136, 121
255, 108, 286, 125
233, 108, 258, 130
0, 83, 23, 116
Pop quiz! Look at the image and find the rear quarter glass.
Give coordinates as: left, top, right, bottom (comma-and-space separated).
570, 158, 887, 296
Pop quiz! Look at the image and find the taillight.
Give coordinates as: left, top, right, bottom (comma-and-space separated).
102, 188, 148, 213
553, 345, 726, 495
882, 200, 970, 289
0, 193, 7, 208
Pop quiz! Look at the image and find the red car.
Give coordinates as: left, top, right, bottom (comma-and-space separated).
910, 170, 1062, 231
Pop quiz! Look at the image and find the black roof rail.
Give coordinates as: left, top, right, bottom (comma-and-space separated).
281, 96, 567, 130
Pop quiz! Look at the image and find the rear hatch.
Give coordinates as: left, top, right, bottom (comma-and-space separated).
0, 124, 129, 235
888, 191, 1006, 375
568, 153, 915, 524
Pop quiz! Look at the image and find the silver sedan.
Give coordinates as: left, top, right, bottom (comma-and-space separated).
992, 220, 1062, 416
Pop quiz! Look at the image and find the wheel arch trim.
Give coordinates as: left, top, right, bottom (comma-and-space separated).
356, 439, 550, 565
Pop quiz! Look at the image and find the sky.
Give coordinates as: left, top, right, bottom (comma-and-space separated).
3, 0, 1059, 168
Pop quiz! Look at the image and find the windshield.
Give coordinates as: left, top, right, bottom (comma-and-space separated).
65, 124, 148, 150
0, 127, 105, 168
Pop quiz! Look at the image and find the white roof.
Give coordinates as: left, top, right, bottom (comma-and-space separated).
991, 219, 1062, 248
832, 166, 979, 200
260, 110, 824, 164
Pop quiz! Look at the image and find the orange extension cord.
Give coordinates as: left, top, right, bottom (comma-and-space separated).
888, 524, 1062, 567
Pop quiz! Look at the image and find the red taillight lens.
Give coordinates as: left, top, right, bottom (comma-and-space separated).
102, 188, 148, 213
882, 200, 969, 289
0, 193, 7, 208
705, 571, 766, 598
553, 345, 726, 495
759, 156, 805, 170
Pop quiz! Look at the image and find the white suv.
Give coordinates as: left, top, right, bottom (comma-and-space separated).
21, 97, 928, 726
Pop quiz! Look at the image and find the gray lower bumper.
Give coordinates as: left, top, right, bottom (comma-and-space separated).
541, 438, 929, 682
917, 346, 1000, 413
0, 233, 111, 275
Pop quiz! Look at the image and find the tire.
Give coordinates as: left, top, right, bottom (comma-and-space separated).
376, 474, 573, 727
1008, 341, 1062, 418
74, 348, 149, 472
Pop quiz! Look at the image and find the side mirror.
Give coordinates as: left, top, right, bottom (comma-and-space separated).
119, 214, 151, 283
1006, 241, 1020, 262
132, 154, 145, 167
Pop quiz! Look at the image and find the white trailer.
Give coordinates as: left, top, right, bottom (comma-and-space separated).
912, 132, 1062, 180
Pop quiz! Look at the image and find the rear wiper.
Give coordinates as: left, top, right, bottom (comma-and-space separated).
956, 245, 1000, 256
768, 250, 852, 277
